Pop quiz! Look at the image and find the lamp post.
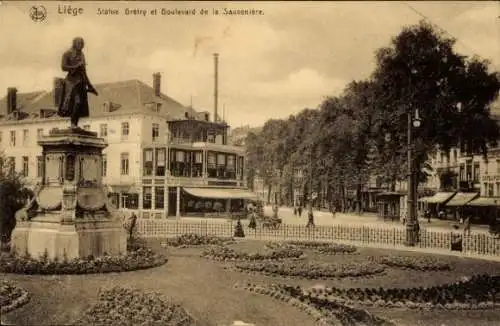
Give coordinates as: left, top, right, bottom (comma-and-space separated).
406, 107, 422, 246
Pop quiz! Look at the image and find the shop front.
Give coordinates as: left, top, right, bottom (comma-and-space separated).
444, 192, 479, 221
179, 187, 258, 218
466, 197, 500, 225
420, 192, 456, 219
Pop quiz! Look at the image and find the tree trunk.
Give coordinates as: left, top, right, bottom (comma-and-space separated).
266, 183, 272, 204
356, 181, 362, 215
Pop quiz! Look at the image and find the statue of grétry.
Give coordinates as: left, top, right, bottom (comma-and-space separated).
57, 37, 99, 128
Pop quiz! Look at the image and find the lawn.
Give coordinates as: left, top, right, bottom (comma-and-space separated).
2, 238, 500, 326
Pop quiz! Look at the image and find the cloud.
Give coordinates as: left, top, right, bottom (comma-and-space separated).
0, 1, 497, 127
248, 68, 344, 99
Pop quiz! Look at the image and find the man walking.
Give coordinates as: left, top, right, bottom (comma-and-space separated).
306, 204, 315, 228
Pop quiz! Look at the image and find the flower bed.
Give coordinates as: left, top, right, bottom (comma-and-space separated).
74, 286, 195, 326
0, 280, 30, 314
375, 255, 452, 271
232, 261, 386, 279
234, 282, 395, 326
298, 274, 500, 310
266, 241, 358, 255
164, 234, 235, 248
0, 247, 167, 275
201, 245, 304, 262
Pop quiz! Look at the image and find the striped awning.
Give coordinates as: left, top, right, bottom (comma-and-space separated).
445, 192, 479, 207
467, 197, 500, 207
424, 192, 455, 204
184, 187, 258, 200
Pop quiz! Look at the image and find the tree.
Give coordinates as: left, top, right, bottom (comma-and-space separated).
0, 153, 32, 249
370, 21, 500, 189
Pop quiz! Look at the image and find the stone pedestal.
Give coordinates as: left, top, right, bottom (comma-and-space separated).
11, 127, 127, 260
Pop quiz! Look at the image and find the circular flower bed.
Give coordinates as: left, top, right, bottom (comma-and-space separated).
375, 255, 451, 271
201, 245, 304, 262
298, 274, 500, 310
232, 261, 386, 279
0, 247, 167, 275
234, 282, 395, 326
164, 234, 235, 248
0, 280, 30, 314
74, 286, 195, 325
266, 241, 358, 255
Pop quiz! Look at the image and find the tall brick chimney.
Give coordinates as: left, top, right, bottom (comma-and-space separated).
153, 72, 161, 97
213, 53, 219, 122
53, 78, 64, 108
7, 87, 17, 114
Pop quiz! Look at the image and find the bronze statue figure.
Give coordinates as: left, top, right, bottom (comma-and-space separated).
57, 37, 98, 128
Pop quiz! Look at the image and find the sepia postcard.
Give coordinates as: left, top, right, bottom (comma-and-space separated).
0, 1, 500, 326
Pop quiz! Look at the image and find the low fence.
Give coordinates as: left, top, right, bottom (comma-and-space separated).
135, 219, 500, 257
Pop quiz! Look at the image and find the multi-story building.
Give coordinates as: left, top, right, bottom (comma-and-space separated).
0, 73, 255, 219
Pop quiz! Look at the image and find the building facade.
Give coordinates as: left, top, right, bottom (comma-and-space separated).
0, 74, 253, 219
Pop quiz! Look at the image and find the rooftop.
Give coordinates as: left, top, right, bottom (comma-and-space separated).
0, 78, 222, 124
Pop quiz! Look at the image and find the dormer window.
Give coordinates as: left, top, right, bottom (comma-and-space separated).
184, 112, 189, 119
40, 109, 56, 119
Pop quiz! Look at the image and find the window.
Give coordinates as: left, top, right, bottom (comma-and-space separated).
488, 183, 494, 197
226, 155, 236, 179
121, 122, 129, 138
238, 156, 244, 180
155, 148, 166, 176
453, 149, 457, 163
10, 130, 15, 146
192, 151, 203, 177
37, 156, 43, 177
120, 193, 139, 209
152, 123, 159, 142
120, 153, 129, 175
154, 187, 164, 209
22, 156, 28, 177
473, 163, 480, 182
143, 149, 153, 176
99, 124, 107, 137
459, 164, 465, 181
37, 128, 43, 138
216, 153, 226, 178
83, 125, 90, 131
0, 131, 2, 145
22, 129, 29, 144
497, 159, 500, 174
207, 152, 217, 178
484, 183, 488, 196
496, 182, 500, 197
143, 186, 152, 209
8, 157, 15, 174
102, 155, 107, 177
439, 152, 443, 163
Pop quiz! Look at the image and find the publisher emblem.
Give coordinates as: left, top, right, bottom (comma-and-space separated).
29, 5, 47, 22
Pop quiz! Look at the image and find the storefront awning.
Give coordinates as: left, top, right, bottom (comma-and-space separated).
184, 187, 258, 200
445, 192, 478, 207
423, 192, 455, 204
467, 197, 500, 207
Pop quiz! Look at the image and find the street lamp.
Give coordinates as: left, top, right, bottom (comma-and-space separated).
406, 107, 422, 246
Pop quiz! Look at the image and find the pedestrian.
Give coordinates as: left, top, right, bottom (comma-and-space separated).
306, 210, 315, 228
463, 215, 471, 236
293, 206, 297, 216
298, 205, 303, 217
331, 204, 336, 218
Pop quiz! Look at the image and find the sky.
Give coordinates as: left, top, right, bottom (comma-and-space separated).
0, 1, 499, 127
